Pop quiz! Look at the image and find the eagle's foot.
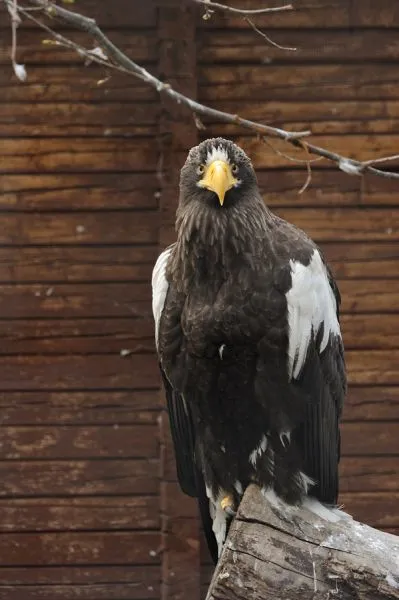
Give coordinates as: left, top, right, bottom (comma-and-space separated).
220, 494, 236, 517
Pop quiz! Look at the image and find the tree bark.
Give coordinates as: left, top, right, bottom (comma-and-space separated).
206, 485, 399, 600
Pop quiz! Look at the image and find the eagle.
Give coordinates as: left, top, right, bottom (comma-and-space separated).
152, 138, 346, 563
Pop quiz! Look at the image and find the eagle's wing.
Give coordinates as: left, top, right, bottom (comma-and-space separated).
291, 261, 346, 504
152, 245, 196, 495
281, 247, 345, 504
152, 246, 219, 562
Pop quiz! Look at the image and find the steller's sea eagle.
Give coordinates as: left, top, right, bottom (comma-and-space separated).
152, 138, 346, 563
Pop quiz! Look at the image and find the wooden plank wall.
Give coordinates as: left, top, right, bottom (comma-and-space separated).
197, 0, 399, 594
0, 2, 164, 599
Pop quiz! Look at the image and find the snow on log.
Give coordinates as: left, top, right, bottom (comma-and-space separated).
206, 485, 399, 600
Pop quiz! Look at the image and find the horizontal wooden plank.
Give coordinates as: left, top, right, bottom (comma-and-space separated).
0, 318, 155, 354
0, 583, 158, 600
0, 531, 161, 566
199, 30, 399, 64
205, 99, 399, 132
344, 386, 399, 421
0, 350, 395, 389
1, 66, 157, 103
0, 212, 158, 245
0, 353, 158, 390
0, 101, 159, 138
0, 30, 157, 65
0, 459, 159, 497
199, 64, 399, 102
1, 314, 396, 355
339, 492, 399, 528
258, 169, 399, 208
341, 314, 399, 349
0, 246, 157, 283
208, 120, 399, 141
340, 280, 399, 313
341, 421, 399, 455
340, 456, 399, 492
0, 0, 157, 27
197, 0, 399, 28
274, 207, 399, 242
0, 390, 161, 425
0, 281, 395, 319
0, 564, 159, 586
153, 203, 399, 243
330, 259, 399, 280
0, 173, 159, 210
0, 496, 159, 532
0, 424, 158, 459
346, 350, 399, 385
0, 283, 151, 318
323, 242, 399, 264
1, 244, 397, 284
0, 138, 157, 173
233, 135, 399, 171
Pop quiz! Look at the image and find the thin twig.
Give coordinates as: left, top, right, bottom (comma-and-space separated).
298, 144, 312, 194
360, 153, 399, 168
3, 0, 399, 180
6, 0, 27, 80
262, 137, 324, 165
192, 0, 294, 16
244, 17, 297, 51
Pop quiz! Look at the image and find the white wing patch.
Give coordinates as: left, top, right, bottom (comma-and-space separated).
286, 249, 341, 380
151, 245, 173, 347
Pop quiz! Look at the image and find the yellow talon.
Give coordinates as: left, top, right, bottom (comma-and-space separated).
221, 495, 235, 515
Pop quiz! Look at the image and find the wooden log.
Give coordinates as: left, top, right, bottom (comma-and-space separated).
207, 485, 399, 600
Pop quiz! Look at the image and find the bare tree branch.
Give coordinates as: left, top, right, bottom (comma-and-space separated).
192, 0, 294, 16
3, 0, 399, 181
243, 16, 297, 51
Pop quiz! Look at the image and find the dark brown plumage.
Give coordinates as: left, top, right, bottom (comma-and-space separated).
152, 138, 346, 563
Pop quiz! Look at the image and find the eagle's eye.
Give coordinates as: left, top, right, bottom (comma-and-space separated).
231, 164, 239, 174
197, 164, 205, 175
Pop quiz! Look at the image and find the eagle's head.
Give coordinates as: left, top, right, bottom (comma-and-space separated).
180, 138, 258, 208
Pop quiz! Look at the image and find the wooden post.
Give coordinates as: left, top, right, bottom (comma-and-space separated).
207, 485, 399, 600
157, 2, 200, 600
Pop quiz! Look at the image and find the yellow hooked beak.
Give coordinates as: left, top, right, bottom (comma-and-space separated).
198, 160, 238, 206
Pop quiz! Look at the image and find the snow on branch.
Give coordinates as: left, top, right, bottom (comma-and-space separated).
3, 0, 399, 181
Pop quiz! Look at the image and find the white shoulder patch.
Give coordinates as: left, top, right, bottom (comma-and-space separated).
151, 245, 174, 347
286, 249, 341, 380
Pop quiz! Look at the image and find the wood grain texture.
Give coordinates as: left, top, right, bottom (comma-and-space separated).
1, 243, 397, 283
0, 531, 161, 566
0, 390, 160, 425
0, 424, 158, 459
0, 583, 159, 600
0, 318, 154, 354
0, 138, 158, 173
0, 354, 158, 390
0, 246, 157, 283
0, 173, 159, 210
0, 459, 159, 497
0, 0, 157, 27
196, 0, 399, 29
200, 64, 399, 106
199, 30, 399, 64
340, 457, 399, 492
0, 30, 157, 65
206, 485, 399, 600
0, 496, 159, 531
0, 65, 157, 102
